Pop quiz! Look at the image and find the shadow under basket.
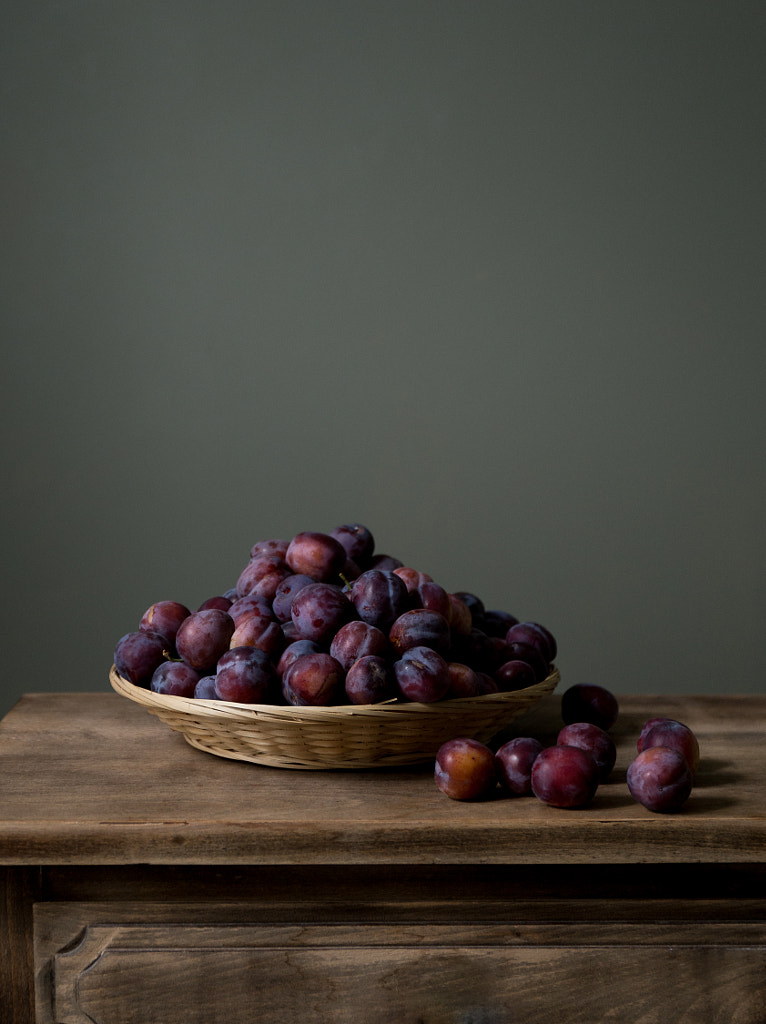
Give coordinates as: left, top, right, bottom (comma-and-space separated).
109, 664, 560, 770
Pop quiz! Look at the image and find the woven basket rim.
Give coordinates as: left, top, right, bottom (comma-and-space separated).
110, 663, 560, 723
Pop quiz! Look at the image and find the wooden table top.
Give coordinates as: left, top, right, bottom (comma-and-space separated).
0, 692, 763, 867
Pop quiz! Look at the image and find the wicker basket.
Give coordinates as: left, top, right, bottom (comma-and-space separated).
109, 664, 560, 770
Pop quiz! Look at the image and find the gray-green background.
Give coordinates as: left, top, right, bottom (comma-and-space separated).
2, 2, 764, 720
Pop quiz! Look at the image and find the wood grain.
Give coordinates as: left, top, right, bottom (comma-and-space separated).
0, 693, 764, 866
0, 693, 764, 1024
34, 903, 766, 1024
0, 868, 38, 1024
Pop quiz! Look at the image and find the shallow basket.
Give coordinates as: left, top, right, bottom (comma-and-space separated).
110, 664, 560, 770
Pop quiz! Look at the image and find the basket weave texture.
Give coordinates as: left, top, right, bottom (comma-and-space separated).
110, 664, 560, 770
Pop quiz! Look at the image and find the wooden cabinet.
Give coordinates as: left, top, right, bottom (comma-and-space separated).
2, 693, 765, 1023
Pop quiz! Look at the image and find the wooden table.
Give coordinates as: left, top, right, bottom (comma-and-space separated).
1, 691, 764, 1023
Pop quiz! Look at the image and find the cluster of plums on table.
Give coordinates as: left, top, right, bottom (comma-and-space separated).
113, 523, 558, 709
434, 682, 700, 813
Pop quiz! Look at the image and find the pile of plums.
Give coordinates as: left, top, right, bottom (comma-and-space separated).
113, 523, 557, 709
434, 682, 700, 813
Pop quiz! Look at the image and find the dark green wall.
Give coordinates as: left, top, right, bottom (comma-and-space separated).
2, 2, 764, 717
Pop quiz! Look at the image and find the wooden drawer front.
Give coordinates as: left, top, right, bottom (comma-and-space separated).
35, 905, 766, 1024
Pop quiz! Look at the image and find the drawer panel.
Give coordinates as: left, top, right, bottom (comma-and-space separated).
35, 903, 766, 1024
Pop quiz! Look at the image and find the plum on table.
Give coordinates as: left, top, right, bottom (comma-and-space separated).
627, 745, 693, 812
560, 683, 619, 731
530, 745, 600, 808
435, 738, 498, 801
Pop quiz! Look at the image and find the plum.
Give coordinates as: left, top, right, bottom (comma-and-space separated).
193, 675, 219, 699
249, 538, 289, 559
478, 609, 519, 638
503, 641, 550, 682
227, 595, 274, 629
290, 582, 356, 643
449, 627, 497, 674
407, 579, 452, 620
474, 672, 500, 695
446, 593, 473, 636
285, 531, 347, 582
150, 660, 201, 698
392, 567, 433, 593
495, 736, 543, 795
345, 655, 395, 704
139, 600, 191, 646
494, 659, 537, 693
235, 554, 292, 601
282, 652, 345, 706
276, 639, 323, 677
114, 630, 168, 686
560, 683, 619, 731
389, 608, 451, 658
637, 717, 700, 776
446, 662, 482, 698
530, 745, 599, 808
330, 620, 390, 671
452, 591, 485, 622
215, 646, 276, 703
271, 574, 316, 622
505, 621, 555, 662
434, 738, 497, 801
175, 609, 235, 673
329, 523, 375, 568
393, 646, 451, 703
229, 617, 285, 660
557, 722, 616, 781
350, 569, 409, 631
627, 746, 693, 812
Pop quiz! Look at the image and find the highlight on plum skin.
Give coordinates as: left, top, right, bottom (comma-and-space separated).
434, 738, 498, 801
626, 745, 693, 813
